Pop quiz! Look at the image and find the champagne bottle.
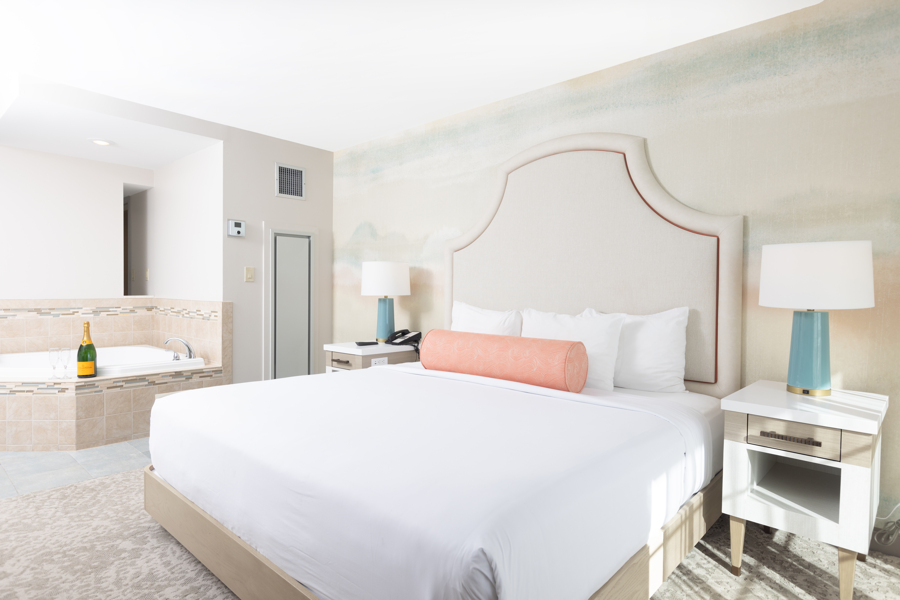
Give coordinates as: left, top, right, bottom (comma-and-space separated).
77, 321, 97, 379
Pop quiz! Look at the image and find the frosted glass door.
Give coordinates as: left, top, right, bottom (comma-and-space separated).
274, 234, 310, 378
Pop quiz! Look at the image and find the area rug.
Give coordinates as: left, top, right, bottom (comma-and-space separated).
1, 469, 899, 600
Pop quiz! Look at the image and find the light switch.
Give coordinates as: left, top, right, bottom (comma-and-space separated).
145, 268, 150, 281
244, 267, 255, 282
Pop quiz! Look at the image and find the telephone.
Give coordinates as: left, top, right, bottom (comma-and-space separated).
386, 329, 422, 346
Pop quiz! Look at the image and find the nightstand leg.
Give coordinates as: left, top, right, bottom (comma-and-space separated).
730, 516, 746, 576
857, 553, 866, 562
762, 525, 773, 534
838, 547, 856, 600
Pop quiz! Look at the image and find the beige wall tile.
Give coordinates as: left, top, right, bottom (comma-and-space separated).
133, 315, 152, 332
92, 332, 113, 347
133, 331, 152, 345
191, 319, 211, 340
114, 315, 133, 332
25, 318, 49, 337
132, 386, 158, 411
0, 319, 25, 339
49, 317, 73, 337
0, 421, 5, 445
57, 394, 76, 419
2, 338, 26, 354
49, 335, 71, 349
59, 420, 75, 445
7, 420, 32, 445
58, 394, 76, 420
32, 396, 58, 420
181, 380, 203, 391
105, 390, 132, 415
59, 445, 75, 451
112, 332, 133, 346
203, 378, 223, 388
33, 444, 59, 451
105, 413, 132, 439
8, 396, 32, 420
157, 383, 181, 394
133, 410, 151, 435
75, 417, 104, 444
76, 394, 104, 420
0, 397, 5, 420
92, 317, 114, 334
33, 420, 58, 445
25, 337, 49, 352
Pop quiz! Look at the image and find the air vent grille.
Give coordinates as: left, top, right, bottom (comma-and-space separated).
276, 163, 305, 199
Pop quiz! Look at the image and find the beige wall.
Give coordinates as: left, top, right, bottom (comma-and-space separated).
334, 0, 900, 513
0, 145, 152, 298
145, 142, 224, 301
223, 129, 334, 382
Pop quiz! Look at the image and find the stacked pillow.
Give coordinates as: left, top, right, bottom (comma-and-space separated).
450, 301, 689, 393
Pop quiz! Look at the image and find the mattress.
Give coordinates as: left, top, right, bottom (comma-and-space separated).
150, 363, 722, 600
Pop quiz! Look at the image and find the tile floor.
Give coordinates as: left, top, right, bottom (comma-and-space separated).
0, 438, 151, 498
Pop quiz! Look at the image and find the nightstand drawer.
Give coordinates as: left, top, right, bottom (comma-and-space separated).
325, 351, 362, 370
748, 415, 841, 461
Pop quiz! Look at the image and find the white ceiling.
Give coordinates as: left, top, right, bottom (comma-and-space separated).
0, 0, 818, 152
0, 94, 221, 170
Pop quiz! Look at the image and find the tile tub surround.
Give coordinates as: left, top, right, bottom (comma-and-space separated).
0, 366, 224, 451
0, 297, 232, 384
0, 297, 232, 451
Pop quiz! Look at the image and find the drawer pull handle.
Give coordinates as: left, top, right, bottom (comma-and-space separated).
333, 358, 351, 365
760, 430, 822, 447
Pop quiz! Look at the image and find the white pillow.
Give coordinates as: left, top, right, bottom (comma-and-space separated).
521, 308, 625, 391
585, 307, 689, 393
451, 301, 522, 336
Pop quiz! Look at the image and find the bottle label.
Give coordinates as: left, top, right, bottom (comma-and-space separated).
77, 361, 95, 376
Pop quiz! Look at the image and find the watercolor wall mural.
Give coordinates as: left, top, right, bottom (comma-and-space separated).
334, 0, 900, 512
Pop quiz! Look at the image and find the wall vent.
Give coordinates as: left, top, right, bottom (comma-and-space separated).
276, 163, 305, 199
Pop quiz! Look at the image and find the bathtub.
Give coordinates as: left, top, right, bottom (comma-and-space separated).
0, 345, 205, 381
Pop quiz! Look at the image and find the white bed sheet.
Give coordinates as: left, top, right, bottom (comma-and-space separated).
150, 363, 721, 600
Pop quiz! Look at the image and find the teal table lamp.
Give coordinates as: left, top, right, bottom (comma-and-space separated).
759, 241, 874, 396
361, 261, 410, 342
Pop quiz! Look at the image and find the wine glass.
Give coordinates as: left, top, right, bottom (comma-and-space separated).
59, 347, 71, 379
48, 348, 60, 380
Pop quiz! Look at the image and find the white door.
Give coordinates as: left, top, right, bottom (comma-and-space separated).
274, 234, 311, 378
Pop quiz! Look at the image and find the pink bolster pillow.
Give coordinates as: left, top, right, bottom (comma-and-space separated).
420, 329, 588, 393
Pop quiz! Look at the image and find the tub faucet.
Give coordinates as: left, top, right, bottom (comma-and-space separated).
164, 338, 195, 360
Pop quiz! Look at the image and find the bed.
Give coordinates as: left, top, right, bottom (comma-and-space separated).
144, 132, 743, 600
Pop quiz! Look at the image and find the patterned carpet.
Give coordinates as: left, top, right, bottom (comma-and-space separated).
0, 469, 898, 600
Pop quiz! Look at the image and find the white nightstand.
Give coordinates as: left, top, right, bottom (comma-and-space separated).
721, 380, 888, 600
323, 342, 418, 372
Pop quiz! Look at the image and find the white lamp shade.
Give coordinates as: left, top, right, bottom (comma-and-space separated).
759, 241, 874, 310
361, 261, 410, 296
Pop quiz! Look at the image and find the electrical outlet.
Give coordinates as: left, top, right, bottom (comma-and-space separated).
244, 267, 255, 282
145, 268, 150, 281
371, 357, 388, 367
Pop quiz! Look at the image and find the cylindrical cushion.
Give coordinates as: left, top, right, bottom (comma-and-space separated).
420, 329, 588, 393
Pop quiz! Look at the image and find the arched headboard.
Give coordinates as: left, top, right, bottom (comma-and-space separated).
444, 133, 743, 399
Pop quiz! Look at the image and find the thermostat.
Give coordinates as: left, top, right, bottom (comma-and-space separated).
227, 220, 245, 237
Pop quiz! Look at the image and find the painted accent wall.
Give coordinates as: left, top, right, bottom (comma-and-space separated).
0, 145, 152, 299
334, 0, 900, 514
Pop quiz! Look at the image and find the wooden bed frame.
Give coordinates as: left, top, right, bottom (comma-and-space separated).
145, 465, 721, 600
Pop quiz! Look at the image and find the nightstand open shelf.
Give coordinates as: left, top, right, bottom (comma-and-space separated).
749, 451, 841, 523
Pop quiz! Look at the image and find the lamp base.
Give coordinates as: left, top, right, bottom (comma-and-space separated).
786, 384, 831, 397
375, 297, 394, 343
786, 310, 831, 397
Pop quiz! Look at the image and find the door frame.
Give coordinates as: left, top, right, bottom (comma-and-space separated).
268, 228, 316, 380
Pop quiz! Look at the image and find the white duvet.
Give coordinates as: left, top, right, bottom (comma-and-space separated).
150, 364, 719, 600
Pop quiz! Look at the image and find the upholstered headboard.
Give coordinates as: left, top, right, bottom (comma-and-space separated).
445, 133, 743, 399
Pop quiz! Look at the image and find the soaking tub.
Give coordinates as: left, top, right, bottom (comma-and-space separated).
0, 345, 205, 381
